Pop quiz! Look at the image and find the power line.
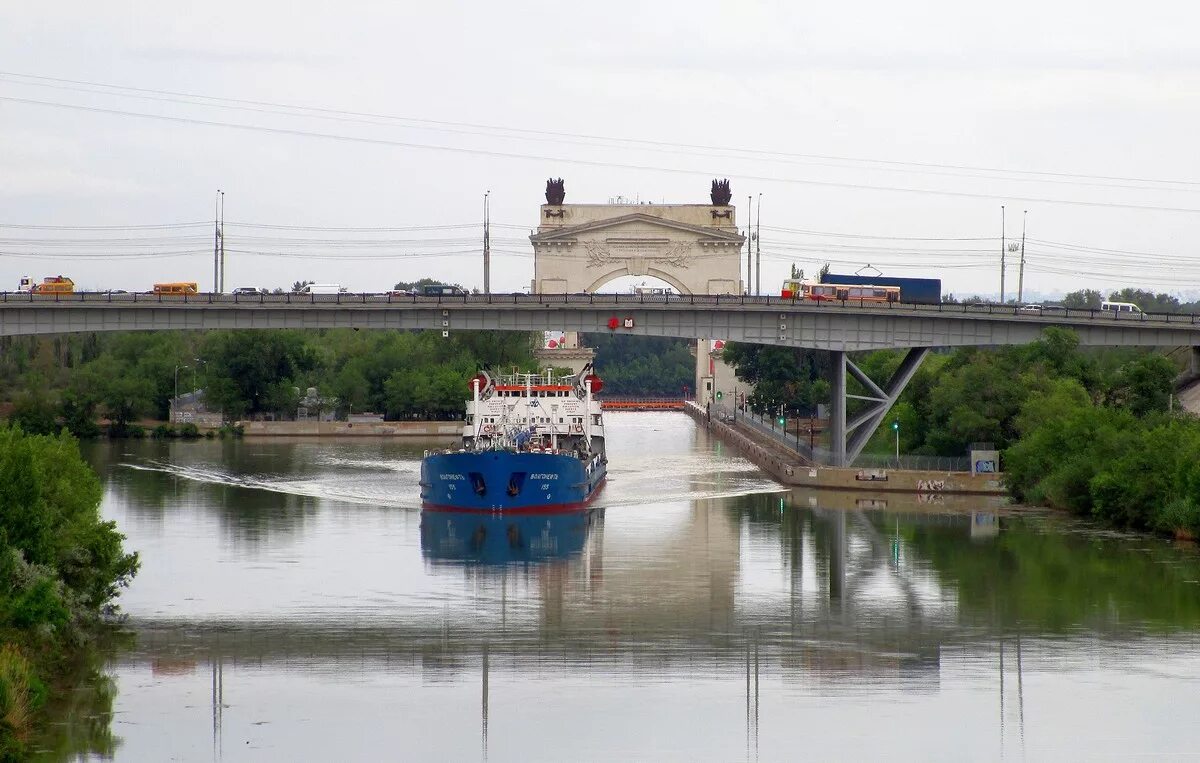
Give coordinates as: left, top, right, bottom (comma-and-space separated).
3, 69, 1198, 191
8, 94, 1200, 216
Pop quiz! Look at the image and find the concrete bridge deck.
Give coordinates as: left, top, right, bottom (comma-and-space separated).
2, 291, 1199, 352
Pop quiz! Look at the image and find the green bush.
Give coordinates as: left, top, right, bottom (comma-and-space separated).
7, 396, 57, 438
150, 424, 176, 439
0, 426, 137, 757
217, 424, 243, 439
178, 423, 201, 439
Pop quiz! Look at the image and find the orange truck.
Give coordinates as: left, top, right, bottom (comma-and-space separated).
18, 275, 75, 294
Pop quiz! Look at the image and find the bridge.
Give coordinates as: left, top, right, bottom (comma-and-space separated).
600, 397, 687, 410
4, 291, 1198, 348
5, 291, 1200, 466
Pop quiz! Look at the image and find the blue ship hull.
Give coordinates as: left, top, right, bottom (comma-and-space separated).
421, 450, 606, 512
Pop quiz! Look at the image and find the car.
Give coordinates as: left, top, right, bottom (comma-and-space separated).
1018, 304, 1043, 313
232, 287, 259, 296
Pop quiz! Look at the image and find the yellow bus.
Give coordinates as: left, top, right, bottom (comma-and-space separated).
153, 282, 199, 296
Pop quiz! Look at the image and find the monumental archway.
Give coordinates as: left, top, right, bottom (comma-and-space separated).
530, 186, 745, 296
529, 181, 746, 400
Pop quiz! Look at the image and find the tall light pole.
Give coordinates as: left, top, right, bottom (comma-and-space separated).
173, 364, 189, 423
892, 420, 900, 463
755, 193, 762, 297
192, 358, 206, 396
746, 194, 752, 295
1000, 205, 1006, 304
1018, 210, 1028, 303
218, 190, 225, 293
483, 190, 491, 295
213, 191, 221, 294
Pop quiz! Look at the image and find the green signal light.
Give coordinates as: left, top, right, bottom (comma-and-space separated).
777, 417, 786, 426
716, 391, 723, 400
892, 421, 899, 431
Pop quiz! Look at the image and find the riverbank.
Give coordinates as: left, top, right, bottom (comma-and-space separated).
685, 402, 1005, 495
237, 420, 461, 437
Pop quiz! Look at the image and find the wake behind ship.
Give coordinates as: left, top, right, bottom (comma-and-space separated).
420, 366, 608, 512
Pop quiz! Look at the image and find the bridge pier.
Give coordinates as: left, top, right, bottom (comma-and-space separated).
829, 347, 931, 467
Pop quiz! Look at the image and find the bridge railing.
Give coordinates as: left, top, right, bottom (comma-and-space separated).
2, 291, 1199, 326
724, 404, 971, 472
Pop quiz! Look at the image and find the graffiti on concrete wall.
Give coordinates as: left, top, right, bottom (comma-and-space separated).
855, 469, 889, 482
916, 479, 946, 492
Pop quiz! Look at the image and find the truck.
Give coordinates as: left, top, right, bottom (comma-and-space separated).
18, 275, 75, 294
819, 272, 942, 305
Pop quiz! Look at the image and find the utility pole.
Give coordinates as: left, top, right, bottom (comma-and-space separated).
483, 191, 491, 294
219, 191, 225, 293
213, 190, 221, 294
746, 194, 752, 295
755, 193, 762, 297
1000, 205, 1006, 304
1017, 210, 1027, 303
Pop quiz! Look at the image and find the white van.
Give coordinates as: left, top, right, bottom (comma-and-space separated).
1100, 300, 1142, 314
300, 284, 346, 296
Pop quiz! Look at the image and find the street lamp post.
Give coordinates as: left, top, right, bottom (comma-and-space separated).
173, 364, 189, 424
892, 420, 900, 464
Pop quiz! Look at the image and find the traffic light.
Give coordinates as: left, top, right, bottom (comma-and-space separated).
777, 415, 786, 426
716, 390, 723, 400
892, 420, 899, 431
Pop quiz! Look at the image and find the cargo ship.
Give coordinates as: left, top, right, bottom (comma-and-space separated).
420, 365, 607, 513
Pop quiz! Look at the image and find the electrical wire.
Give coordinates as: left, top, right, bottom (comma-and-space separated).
3, 70, 1197, 191
7, 94, 1200, 215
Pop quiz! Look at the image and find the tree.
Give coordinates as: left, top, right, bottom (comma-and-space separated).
1105, 354, 1176, 416
1107, 288, 1179, 313
201, 331, 317, 417
8, 389, 57, 436
1061, 289, 1103, 309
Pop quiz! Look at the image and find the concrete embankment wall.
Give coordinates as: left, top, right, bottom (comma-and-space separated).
684, 403, 1005, 496
239, 420, 461, 437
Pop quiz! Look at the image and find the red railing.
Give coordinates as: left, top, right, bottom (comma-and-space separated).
600, 397, 688, 410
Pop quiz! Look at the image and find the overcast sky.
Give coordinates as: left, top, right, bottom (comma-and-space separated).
3, 0, 1199, 298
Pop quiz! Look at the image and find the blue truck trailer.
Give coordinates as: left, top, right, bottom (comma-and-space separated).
820, 272, 942, 305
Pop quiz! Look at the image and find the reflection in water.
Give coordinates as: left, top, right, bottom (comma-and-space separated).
420, 509, 601, 566
29, 647, 122, 760
48, 415, 1200, 760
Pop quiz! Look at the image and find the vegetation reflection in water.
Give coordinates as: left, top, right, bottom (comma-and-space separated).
39, 437, 1200, 759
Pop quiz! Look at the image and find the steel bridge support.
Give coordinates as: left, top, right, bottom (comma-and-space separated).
828, 348, 931, 467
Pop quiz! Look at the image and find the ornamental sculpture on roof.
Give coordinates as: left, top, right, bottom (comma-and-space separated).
710, 178, 732, 206
545, 177, 566, 205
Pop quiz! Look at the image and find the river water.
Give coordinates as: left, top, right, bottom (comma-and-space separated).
49, 412, 1200, 760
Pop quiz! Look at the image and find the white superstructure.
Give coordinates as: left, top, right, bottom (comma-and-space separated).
463, 366, 606, 458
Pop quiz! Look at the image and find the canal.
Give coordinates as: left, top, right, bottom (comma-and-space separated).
47, 412, 1200, 760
